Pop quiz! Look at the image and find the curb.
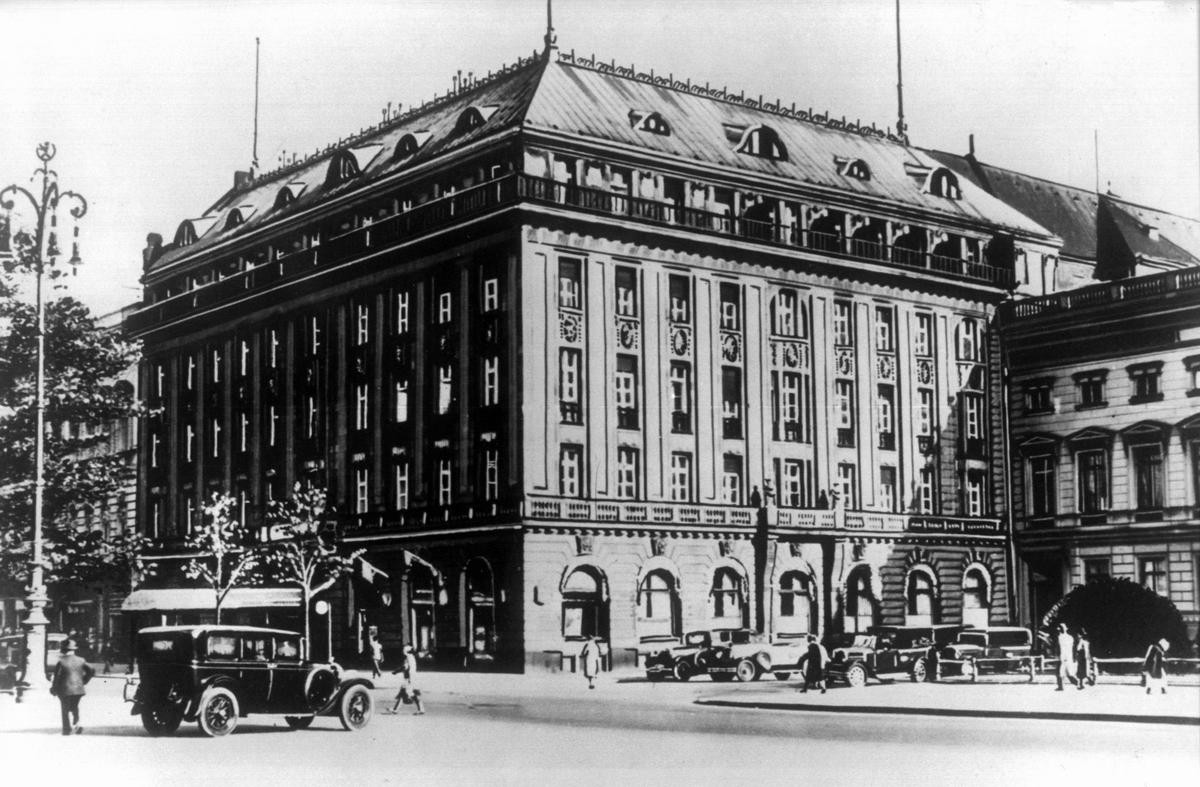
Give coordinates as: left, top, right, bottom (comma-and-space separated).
694, 697, 1200, 726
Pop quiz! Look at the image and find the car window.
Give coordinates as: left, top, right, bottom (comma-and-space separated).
275, 637, 301, 661
958, 633, 987, 647
139, 634, 190, 662
730, 630, 751, 645
852, 635, 873, 649
993, 631, 1030, 647
206, 634, 238, 659
243, 635, 272, 661
684, 632, 707, 646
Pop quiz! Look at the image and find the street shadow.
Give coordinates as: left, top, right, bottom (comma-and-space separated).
5, 720, 353, 738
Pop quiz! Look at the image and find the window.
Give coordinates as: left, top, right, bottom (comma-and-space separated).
238, 340, 251, 377
437, 291, 452, 324
962, 567, 989, 627
437, 365, 453, 415
150, 432, 161, 468
615, 267, 638, 317
185, 354, 196, 391
355, 468, 369, 514
914, 313, 933, 356
834, 379, 854, 447
639, 570, 678, 637
916, 466, 935, 514
560, 445, 584, 497
669, 362, 691, 433
560, 349, 583, 424
779, 459, 808, 507
483, 449, 499, 501
630, 110, 671, 136
267, 405, 278, 447
558, 259, 582, 310
965, 470, 986, 516
1131, 444, 1164, 510
712, 568, 745, 619
268, 329, 280, 369
1078, 450, 1109, 514
837, 463, 857, 509
777, 571, 813, 635
483, 357, 500, 406
561, 567, 606, 640
438, 458, 453, 505
1186, 356, 1200, 394
482, 277, 499, 313
879, 466, 897, 512
833, 301, 853, 346
1029, 455, 1056, 517
1025, 380, 1054, 413
394, 379, 409, 422
720, 367, 744, 439
837, 157, 871, 180
616, 355, 639, 429
772, 290, 797, 336
210, 348, 222, 384
185, 424, 195, 462
670, 453, 693, 502
355, 384, 369, 430
720, 283, 741, 331
722, 454, 743, 505
1192, 443, 1200, 507
209, 418, 221, 458
874, 306, 894, 352
846, 565, 877, 633
394, 462, 409, 509
876, 385, 895, 450
1140, 555, 1167, 595
153, 363, 166, 400
962, 393, 985, 456
1083, 558, 1109, 584
616, 447, 639, 499
395, 291, 410, 334
1073, 370, 1107, 408
780, 372, 803, 441
1128, 362, 1163, 403
928, 168, 961, 199
956, 319, 983, 361
737, 126, 787, 160
356, 302, 371, 346
906, 570, 937, 624
668, 275, 690, 323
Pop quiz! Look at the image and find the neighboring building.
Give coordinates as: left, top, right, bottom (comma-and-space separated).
126, 41, 1061, 670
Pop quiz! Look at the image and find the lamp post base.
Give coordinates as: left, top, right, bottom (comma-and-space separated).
17, 586, 54, 704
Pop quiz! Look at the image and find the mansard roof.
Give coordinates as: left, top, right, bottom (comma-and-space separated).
148, 50, 1054, 275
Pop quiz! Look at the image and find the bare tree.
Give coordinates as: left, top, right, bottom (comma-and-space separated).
183, 493, 262, 624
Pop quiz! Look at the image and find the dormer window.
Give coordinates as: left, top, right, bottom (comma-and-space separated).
628, 109, 670, 136
735, 125, 787, 161
274, 181, 309, 210
455, 106, 499, 135
173, 217, 218, 247
326, 151, 359, 186
836, 157, 871, 181
393, 131, 432, 162
927, 167, 961, 199
223, 205, 256, 231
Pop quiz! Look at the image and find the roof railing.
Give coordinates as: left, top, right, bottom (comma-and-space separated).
1001, 265, 1200, 321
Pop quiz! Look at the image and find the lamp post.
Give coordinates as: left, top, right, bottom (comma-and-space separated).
1, 142, 87, 702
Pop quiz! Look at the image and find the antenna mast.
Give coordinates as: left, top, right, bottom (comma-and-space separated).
543, 0, 557, 58
252, 37, 261, 175
895, 0, 908, 143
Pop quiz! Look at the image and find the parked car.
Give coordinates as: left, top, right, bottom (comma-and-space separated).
644, 628, 806, 682
940, 626, 1036, 681
123, 625, 374, 737
0, 631, 69, 693
825, 625, 967, 687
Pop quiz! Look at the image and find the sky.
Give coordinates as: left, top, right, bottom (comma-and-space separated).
2, 0, 1198, 317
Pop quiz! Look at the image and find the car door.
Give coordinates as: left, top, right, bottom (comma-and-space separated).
238, 633, 273, 712
268, 635, 310, 713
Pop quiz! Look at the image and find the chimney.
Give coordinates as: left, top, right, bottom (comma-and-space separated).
143, 233, 163, 267
233, 170, 253, 190
968, 133, 976, 158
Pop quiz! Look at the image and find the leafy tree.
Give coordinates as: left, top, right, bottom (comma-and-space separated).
263, 484, 363, 648
1042, 575, 1192, 658
183, 493, 264, 624
0, 228, 140, 600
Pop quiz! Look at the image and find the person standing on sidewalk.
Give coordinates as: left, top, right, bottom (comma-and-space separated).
1143, 638, 1169, 695
580, 636, 602, 690
1055, 623, 1077, 691
1074, 629, 1093, 690
798, 634, 827, 693
369, 633, 384, 679
50, 639, 94, 735
388, 644, 425, 714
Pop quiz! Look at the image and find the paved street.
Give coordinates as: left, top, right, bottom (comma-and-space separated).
2, 671, 1197, 786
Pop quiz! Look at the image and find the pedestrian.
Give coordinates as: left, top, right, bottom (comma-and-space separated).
50, 638, 94, 735
369, 633, 384, 679
388, 644, 425, 714
1074, 628, 1092, 690
101, 638, 115, 675
1143, 637, 1169, 695
798, 633, 827, 693
924, 637, 940, 682
1055, 623, 1077, 691
580, 636, 602, 690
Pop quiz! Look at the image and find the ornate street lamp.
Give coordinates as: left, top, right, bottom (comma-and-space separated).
1, 142, 87, 701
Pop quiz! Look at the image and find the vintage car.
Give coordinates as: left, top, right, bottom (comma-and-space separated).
644, 628, 805, 682
123, 625, 374, 737
0, 631, 68, 694
939, 626, 1036, 680
825, 625, 967, 687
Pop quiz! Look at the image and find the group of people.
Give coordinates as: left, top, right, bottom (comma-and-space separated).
1053, 623, 1094, 690
367, 632, 425, 714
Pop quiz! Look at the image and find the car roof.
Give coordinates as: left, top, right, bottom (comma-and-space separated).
138, 625, 301, 637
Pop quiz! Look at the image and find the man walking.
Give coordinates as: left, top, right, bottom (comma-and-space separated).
50, 639, 94, 735
580, 636, 602, 690
798, 633, 827, 693
1143, 637, 1169, 695
369, 632, 384, 679
388, 644, 425, 715
1055, 623, 1077, 691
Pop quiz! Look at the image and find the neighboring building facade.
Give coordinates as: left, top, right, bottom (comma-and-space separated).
127, 45, 1062, 670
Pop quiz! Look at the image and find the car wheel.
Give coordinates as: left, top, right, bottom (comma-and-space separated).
338, 685, 373, 731
285, 715, 314, 729
735, 660, 759, 682
141, 705, 183, 736
197, 687, 239, 737
304, 666, 338, 711
846, 662, 868, 688
910, 658, 927, 683
672, 661, 692, 682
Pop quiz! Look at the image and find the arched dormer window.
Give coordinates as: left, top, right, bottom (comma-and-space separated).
455, 106, 499, 135
628, 109, 670, 136
223, 205, 256, 231
274, 181, 309, 210
836, 157, 871, 181
736, 125, 787, 161
927, 167, 961, 199
325, 144, 383, 188
393, 131, 432, 162
174, 217, 218, 247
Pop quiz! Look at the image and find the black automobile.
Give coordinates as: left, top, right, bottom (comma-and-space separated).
123, 625, 374, 737
644, 629, 751, 682
825, 625, 968, 687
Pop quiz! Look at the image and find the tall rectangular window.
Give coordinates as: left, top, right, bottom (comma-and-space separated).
615, 267, 638, 317
669, 362, 691, 433
1029, 455, 1056, 517
185, 424, 195, 462
560, 445, 584, 497
560, 349, 582, 424
917, 389, 935, 438
394, 379, 409, 422
355, 468, 369, 514
833, 301, 853, 346
437, 291, 453, 324
186, 354, 196, 391
394, 462, 409, 509
837, 463, 858, 509
965, 470, 986, 516
558, 258, 582, 310
876, 384, 895, 450
484, 449, 499, 501
437, 365, 453, 415
239, 340, 251, 377
438, 458, 453, 505
874, 306, 894, 352
395, 291, 410, 334
268, 329, 280, 369
773, 289, 796, 336
1128, 362, 1163, 403
722, 367, 742, 438
722, 454, 743, 505
482, 277, 499, 313
835, 379, 855, 447
210, 418, 221, 458
917, 466, 935, 514
1140, 556, 1167, 594
962, 393, 985, 456
670, 453, 693, 502
720, 283, 741, 331
668, 275, 690, 323
781, 372, 802, 441
1074, 370, 1107, 408
268, 405, 278, 447
356, 302, 371, 345
1078, 450, 1109, 513
1132, 444, 1164, 510
616, 447, 640, 499
880, 466, 897, 512
616, 355, 639, 429
355, 384, 369, 430
306, 315, 323, 356
483, 357, 500, 406
1084, 558, 1109, 583
781, 460, 804, 507
210, 348, 222, 384
914, 313, 933, 356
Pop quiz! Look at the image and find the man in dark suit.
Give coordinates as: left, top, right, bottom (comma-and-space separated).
51, 639, 94, 735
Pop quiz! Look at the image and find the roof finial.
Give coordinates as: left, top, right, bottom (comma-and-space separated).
894, 0, 908, 144
543, 0, 557, 58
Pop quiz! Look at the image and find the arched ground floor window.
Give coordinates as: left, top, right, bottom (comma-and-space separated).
562, 565, 609, 641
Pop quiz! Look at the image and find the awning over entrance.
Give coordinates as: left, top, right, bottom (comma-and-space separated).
121, 588, 301, 612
